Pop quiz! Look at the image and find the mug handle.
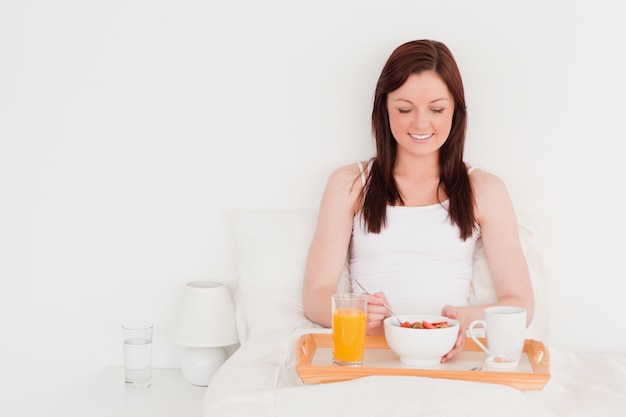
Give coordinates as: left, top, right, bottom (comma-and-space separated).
468, 320, 489, 354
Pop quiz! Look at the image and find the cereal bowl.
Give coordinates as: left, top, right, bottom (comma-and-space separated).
383, 314, 460, 367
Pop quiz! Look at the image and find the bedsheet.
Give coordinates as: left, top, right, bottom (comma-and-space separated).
202, 327, 626, 417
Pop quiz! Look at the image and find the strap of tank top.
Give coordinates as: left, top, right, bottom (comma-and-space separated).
467, 163, 481, 174
357, 161, 367, 186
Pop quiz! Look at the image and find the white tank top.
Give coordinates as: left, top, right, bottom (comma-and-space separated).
349, 160, 480, 312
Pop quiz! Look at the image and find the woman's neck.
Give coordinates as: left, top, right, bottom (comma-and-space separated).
393, 153, 439, 180
393, 154, 444, 206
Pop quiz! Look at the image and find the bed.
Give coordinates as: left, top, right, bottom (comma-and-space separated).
202, 209, 626, 417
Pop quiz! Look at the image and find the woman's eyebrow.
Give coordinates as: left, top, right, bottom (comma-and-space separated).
391, 97, 449, 104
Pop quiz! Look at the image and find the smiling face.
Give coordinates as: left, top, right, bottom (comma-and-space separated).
387, 71, 455, 160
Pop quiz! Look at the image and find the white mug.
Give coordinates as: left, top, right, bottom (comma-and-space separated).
468, 306, 527, 365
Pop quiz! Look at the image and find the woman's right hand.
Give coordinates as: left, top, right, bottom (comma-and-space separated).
365, 291, 391, 335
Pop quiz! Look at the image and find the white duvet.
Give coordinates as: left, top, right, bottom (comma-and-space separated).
202, 327, 626, 417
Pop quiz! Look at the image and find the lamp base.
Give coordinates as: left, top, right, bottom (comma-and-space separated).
180, 346, 228, 386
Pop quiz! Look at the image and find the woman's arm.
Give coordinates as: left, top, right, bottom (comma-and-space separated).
441, 169, 535, 361
302, 164, 362, 328
472, 169, 535, 323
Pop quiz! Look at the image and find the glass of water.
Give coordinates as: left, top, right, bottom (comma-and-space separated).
122, 322, 153, 388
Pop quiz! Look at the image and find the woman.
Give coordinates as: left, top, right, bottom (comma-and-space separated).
302, 39, 534, 362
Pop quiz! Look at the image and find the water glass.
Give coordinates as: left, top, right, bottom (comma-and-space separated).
122, 321, 153, 388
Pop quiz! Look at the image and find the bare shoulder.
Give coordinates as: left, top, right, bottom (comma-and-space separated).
468, 167, 514, 222
468, 167, 507, 195
319, 161, 368, 216
325, 161, 367, 193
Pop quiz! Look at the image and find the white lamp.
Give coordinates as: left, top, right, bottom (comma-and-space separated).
170, 281, 239, 386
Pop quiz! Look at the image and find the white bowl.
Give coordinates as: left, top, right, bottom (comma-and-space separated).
384, 314, 460, 367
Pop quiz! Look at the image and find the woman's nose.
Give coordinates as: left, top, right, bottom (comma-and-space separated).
411, 110, 430, 130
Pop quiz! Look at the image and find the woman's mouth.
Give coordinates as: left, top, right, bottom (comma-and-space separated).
410, 133, 433, 141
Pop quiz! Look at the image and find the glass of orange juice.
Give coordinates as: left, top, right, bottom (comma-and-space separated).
331, 293, 368, 366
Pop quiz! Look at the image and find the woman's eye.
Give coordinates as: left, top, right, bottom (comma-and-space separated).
398, 109, 412, 114
431, 108, 444, 114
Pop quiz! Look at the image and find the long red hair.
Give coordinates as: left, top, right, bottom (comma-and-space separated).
362, 39, 475, 240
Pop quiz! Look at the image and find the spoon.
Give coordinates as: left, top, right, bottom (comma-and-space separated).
353, 279, 403, 326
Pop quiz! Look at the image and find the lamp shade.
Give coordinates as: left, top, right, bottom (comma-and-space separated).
170, 281, 239, 348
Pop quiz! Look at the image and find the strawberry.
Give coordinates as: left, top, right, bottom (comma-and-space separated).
422, 320, 436, 329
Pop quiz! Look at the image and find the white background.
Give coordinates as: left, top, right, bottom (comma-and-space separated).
1, 0, 625, 415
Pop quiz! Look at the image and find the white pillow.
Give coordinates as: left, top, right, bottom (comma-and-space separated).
229, 208, 549, 343
229, 209, 351, 343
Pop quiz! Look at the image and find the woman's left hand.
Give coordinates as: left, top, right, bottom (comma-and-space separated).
440, 305, 465, 362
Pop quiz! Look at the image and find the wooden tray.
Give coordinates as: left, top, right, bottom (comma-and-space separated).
295, 334, 550, 390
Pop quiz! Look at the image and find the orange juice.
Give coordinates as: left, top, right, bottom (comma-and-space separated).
332, 308, 366, 364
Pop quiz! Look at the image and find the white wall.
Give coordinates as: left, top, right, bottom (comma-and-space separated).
1, 0, 625, 414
